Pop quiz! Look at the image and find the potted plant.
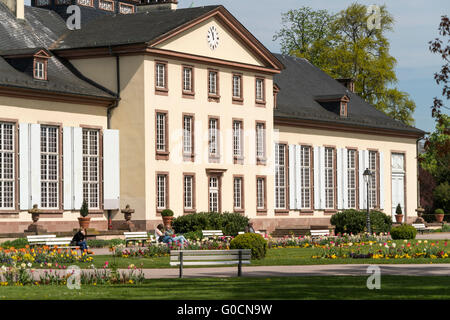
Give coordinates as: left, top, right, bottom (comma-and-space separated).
161, 209, 174, 229
435, 208, 445, 223
78, 200, 91, 229
395, 204, 404, 223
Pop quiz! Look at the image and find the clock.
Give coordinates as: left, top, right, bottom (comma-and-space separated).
207, 25, 219, 50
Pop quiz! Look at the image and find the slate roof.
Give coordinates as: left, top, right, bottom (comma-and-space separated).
55, 5, 221, 50
273, 54, 425, 136
0, 3, 115, 99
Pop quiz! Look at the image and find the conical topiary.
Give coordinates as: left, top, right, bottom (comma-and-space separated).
395, 203, 402, 215
80, 199, 89, 217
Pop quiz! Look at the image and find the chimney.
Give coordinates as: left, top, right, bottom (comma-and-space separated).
0, 0, 24, 19
137, 0, 178, 12
337, 78, 355, 93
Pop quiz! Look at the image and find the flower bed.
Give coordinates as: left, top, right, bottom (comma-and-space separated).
312, 240, 449, 260
112, 238, 231, 258
0, 246, 93, 267
0, 261, 145, 286
268, 233, 391, 249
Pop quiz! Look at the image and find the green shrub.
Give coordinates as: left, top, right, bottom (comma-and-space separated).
87, 238, 125, 248
230, 233, 267, 260
183, 230, 203, 241
0, 238, 28, 248
331, 209, 392, 235
395, 204, 402, 215
390, 224, 417, 240
435, 208, 445, 215
161, 209, 174, 217
172, 212, 249, 236
80, 199, 89, 217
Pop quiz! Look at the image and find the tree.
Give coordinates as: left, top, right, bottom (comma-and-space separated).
274, 3, 416, 125
420, 15, 450, 186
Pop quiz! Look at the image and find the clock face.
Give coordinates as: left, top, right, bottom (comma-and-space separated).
207, 25, 219, 50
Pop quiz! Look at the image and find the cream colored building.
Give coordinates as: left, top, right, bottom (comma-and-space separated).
0, 0, 424, 234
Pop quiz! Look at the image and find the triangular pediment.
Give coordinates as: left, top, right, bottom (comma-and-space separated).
150, 7, 282, 71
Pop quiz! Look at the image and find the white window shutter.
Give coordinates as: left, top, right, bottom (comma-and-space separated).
313, 146, 320, 209
19, 123, 30, 210
379, 151, 385, 209
103, 129, 120, 210
319, 146, 325, 209
73, 127, 83, 210
336, 148, 343, 210
359, 150, 365, 210
30, 124, 41, 208
295, 145, 302, 209
342, 148, 348, 209
288, 144, 296, 209
63, 127, 73, 210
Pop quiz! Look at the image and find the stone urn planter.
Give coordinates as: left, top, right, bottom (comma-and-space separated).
78, 199, 90, 230
161, 209, 174, 229
435, 209, 445, 223
120, 204, 136, 231
25, 204, 47, 234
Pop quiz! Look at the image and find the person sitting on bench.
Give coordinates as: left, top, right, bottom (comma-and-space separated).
71, 229, 88, 251
155, 224, 188, 245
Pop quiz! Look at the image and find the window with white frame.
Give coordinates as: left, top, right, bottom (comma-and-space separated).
233, 120, 243, 158
300, 146, 312, 209
324, 147, 335, 209
208, 71, 218, 95
156, 63, 166, 89
256, 122, 266, 161
183, 115, 193, 156
156, 112, 167, 153
34, 60, 45, 80
41, 126, 59, 209
183, 67, 193, 92
256, 177, 266, 210
369, 151, 378, 208
233, 177, 243, 210
275, 143, 286, 209
0, 122, 15, 209
184, 175, 194, 210
82, 129, 100, 209
347, 149, 357, 208
157, 174, 167, 210
233, 74, 242, 99
256, 78, 265, 101
209, 176, 219, 212
208, 118, 219, 157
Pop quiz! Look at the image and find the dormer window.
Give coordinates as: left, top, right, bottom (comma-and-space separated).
340, 101, 348, 117
34, 59, 46, 80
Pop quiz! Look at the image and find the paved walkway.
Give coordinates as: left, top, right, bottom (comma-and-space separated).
416, 232, 450, 240
31, 264, 450, 279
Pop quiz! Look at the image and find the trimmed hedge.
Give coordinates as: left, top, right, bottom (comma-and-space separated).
230, 233, 268, 260
330, 209, 392, 235
172, 212, 249, 236
390, 224, 417, 240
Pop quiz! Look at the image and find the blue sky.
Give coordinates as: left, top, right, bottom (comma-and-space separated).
25, 0, 449, 133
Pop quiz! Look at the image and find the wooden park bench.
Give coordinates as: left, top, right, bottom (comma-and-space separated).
27, 235, 57, 246
310, 229, 330, 237
412, 223, 430, 234
124, 232, 156, 247
170, 249, 252, 278
27, 235, 81, 250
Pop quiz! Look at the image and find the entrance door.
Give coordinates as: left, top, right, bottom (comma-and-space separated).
391, 174, 405, 221
391, 153, 405, 222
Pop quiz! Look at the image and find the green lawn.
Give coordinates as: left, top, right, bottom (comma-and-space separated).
66, 247, 450, 269
1, 276, 450, 300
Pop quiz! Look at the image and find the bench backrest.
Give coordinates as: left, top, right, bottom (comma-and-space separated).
170, 249, 251, 266
202, 230, 223, 237
124, 232, 149, 239
27, 235, 57, 244
310, 230, 330, 236
412, 224, 426, 229
44, 237, 73, 246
